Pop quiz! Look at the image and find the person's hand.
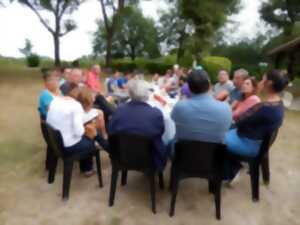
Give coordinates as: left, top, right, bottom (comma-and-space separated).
84, 123, 97, 139
216, 90, 229, 101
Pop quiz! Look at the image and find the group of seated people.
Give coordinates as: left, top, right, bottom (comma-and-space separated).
38, 63, 289, 182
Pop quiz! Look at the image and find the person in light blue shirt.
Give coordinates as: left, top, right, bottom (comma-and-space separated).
171, 69, 232, 143
38, 69, 60, 120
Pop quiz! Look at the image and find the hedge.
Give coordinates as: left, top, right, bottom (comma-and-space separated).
201, 56, 232, 83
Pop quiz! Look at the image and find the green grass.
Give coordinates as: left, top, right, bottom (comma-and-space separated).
0, 63, 300, 225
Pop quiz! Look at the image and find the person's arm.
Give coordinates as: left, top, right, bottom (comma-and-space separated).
72, 105, 85, 138
235, 103, 263, 127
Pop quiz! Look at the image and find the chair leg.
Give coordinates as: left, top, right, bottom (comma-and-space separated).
62, 160, 74, 200
149, 174, 156, 214
158, 172, 164, 190
208, 180, 214, 194
48, 156, 58, 184
250, 162, 260, 202
109, 167, 119, 207
261, 153, 270, 185
169, 177, 179, 217
95, 152, 103, 188
169, 164, 175, 191
121, 169, 128, 186
214, 180, 221, 220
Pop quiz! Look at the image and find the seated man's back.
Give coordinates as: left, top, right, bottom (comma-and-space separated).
172, 69, 232, 143
109, 80, 166, 170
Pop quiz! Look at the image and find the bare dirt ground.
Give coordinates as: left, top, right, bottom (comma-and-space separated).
0, 67, 300, 225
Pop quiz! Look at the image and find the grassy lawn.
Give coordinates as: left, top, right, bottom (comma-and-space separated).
0, 65, 300, 225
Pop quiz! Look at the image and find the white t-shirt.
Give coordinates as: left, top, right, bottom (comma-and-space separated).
47, 97, 85, 147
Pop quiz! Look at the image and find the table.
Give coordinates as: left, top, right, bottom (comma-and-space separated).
147, 88, 178, 144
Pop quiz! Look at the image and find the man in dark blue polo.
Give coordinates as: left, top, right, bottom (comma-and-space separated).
109, 79, 167, 170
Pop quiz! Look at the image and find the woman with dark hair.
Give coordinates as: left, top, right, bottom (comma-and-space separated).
232, 77, 261, 122
224, 70, 289, 180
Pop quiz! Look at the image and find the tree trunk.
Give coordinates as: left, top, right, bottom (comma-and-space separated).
176, 32, 185, 63
130, 44, 135, 61
106, 31, 113, 67
53, 34, 60, 67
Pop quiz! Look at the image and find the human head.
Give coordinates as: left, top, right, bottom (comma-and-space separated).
218, 70, 230, 84
67, 83, 81, 99
113, 70, 120, 79
233, 68, 249, 89
69, 69, 82, 85
41, 68, 59, 93
173, 64, 179, 72
165, 69, 172, 77
92, 64, 101, 75
187, 69, 210, 94
76, 87, 95, 111
152, 73, 160, 81
128, 79, 149, 102
262, 69, 289, 94
241, 77, 258, 98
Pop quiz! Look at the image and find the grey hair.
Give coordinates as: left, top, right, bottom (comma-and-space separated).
234, 68, 249, 79
128, 79, 150, 102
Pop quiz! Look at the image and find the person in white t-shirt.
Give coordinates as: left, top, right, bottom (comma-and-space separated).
47, 87, 98, 176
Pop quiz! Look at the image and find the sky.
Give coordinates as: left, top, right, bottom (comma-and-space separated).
0, 0, 263, 61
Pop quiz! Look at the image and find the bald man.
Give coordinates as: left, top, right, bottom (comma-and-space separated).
60, 69, 83, 95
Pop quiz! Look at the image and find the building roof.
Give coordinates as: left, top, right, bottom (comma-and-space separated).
268, 36, 300, 56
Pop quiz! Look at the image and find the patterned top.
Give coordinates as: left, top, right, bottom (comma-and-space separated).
236, 101, 284, 140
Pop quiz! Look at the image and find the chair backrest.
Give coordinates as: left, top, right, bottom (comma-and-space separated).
45, 123, 64, 158
109, 133, 155, 171
257, 129, 279, 159
174, 140, 226, 179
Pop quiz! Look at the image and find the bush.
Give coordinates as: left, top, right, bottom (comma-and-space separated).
178, 51, 194, 68
144, 62, 173, 75
201, 56, 232, 83
26, 54, 40, 67
111, 59, 137, 72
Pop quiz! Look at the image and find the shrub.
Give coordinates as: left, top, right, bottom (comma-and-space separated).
26, 54, 40, 67
201, 56, 232, 83
145, 62, 173, 75
111, 59, 137, 72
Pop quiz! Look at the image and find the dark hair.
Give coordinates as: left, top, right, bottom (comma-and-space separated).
266, 70, 289, 93
241, 77, 258, 100
41, 68, 53, 81
187, 69, 210, 94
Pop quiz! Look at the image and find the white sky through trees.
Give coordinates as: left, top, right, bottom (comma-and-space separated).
0, 0, 262, 61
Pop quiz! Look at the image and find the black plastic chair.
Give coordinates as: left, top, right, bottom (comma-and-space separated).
260, 130, 278, 185
108, 133, 164, 214
39, 118, 54, 171
227, 130, 278, 202
169, 140, 226, 220
45, 124, 103, 200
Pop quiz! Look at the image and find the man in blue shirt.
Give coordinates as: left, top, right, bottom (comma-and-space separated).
109, 79, 167, 170
229, 68, 249, 104
171, 69, 232, 143
38, 69, 60, 120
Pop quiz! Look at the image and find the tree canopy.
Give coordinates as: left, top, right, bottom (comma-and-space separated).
18, 0, 82, 65
93, 6, 160, 60
260, 0, 300, 36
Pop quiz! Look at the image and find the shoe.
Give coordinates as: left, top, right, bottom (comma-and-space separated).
224, 170, 241, 188
84, 170, 96, 177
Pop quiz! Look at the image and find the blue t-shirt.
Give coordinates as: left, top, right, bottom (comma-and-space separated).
38, 90, 54, 120
171, 93, 232, 143
107, 78, 118, 93
117, 77, 128, 89
229, 87, 242, 104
